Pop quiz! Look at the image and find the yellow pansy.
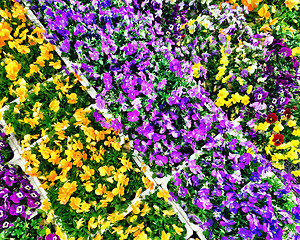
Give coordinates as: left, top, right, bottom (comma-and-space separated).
161, 230, 171, 240
49, 60, 61, 69
4, 123, 14, 134
130, 215, 138, 222
237, 77, 245, 86
88, 217, 98, 230
286, 149, 298, 160
273, 122, 284, 132
230, 92, 242, 104
218, 88, 229, 99
94, 233, 103, 240
15, 86, 28, 102
272, 161, 284, 170
241, 95, 250, 105
157, 189, 171, 202
256, 122, 270, 131
78, 201, 91, 213
42, 199, 51, 211
0, 97, 8, 109
285, 0, 300, 9
247, 85, 253, 94
34, 83, 40, 95
215, 98, 227, 107
172, 224, 184, 235
5, 59, 21, 80
163, 209, 175, 216
292, 46, 300, 56
287, 120, 296, 127
140, 202, 151, 216
112, 226, 123, 235
66, 93, 78, 104
258, 4, 270, 19
49, 99, 60, 112
290, 140, 299, 148
76, 218, 84, 229
291, 170, 300, 177
292, 129, 300, 136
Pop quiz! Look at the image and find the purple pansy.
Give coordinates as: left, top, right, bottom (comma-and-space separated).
0, 220, 13, 230
10, 204, 25, 216
46, 234, 61, 240
10, 191, 25, 203
122, 41, 137, 55
154, 155, 168, 166
60, 38, 70, 53
169, 59, 181, 72
127, 110, 140, 122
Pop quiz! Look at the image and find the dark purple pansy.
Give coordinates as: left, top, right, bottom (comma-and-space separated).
152, 1, 161, 11
96, 95, 106, 110
195, 197, 213, 210
26, 190, 39, 199
103, 72, 113, 92
27, 198, 41, 209
46, 234, 60, 240
169, 59, 181, 72
0, 220, 13, 230
10, 191, 25, 203
22, 183, 33, 192
278, 47, 292, 57
293, 205, 300, 221
10, 204, 25, 216
0, 140, 7, 149
122, 41, 137, 55
2, 172, 17, 186
0, 187, 10, 198
254, 90, 268, 102
60, 38, 70, 53
238, 228, 253, 239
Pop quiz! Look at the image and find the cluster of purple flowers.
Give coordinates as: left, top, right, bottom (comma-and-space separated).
0, 163, 41, 231
168, 129, 300, 239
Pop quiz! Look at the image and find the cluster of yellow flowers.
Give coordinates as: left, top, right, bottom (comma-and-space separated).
23, 107, 162, 239
101, 189, 183, 240
215, 87, 250, 109
255, 113, 300, 176
0, 0, 61, 106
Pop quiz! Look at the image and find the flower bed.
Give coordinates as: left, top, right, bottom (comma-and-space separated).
0, 0, 62, 103
2, 0, 300, 239
0, 162, 58, 239
101, 189, 188, 240
23, 108, 153, 239
3, 72, 91, 144
167, 137, 300, 239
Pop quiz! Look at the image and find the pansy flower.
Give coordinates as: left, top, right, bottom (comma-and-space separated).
10, 191, 25, 203
10, 204, 25, 216
272, 134, 285, 146
45, 233, 60, 240
266, 113, 278, 124
284, 108, 292, 120
0, 220, 13, 230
